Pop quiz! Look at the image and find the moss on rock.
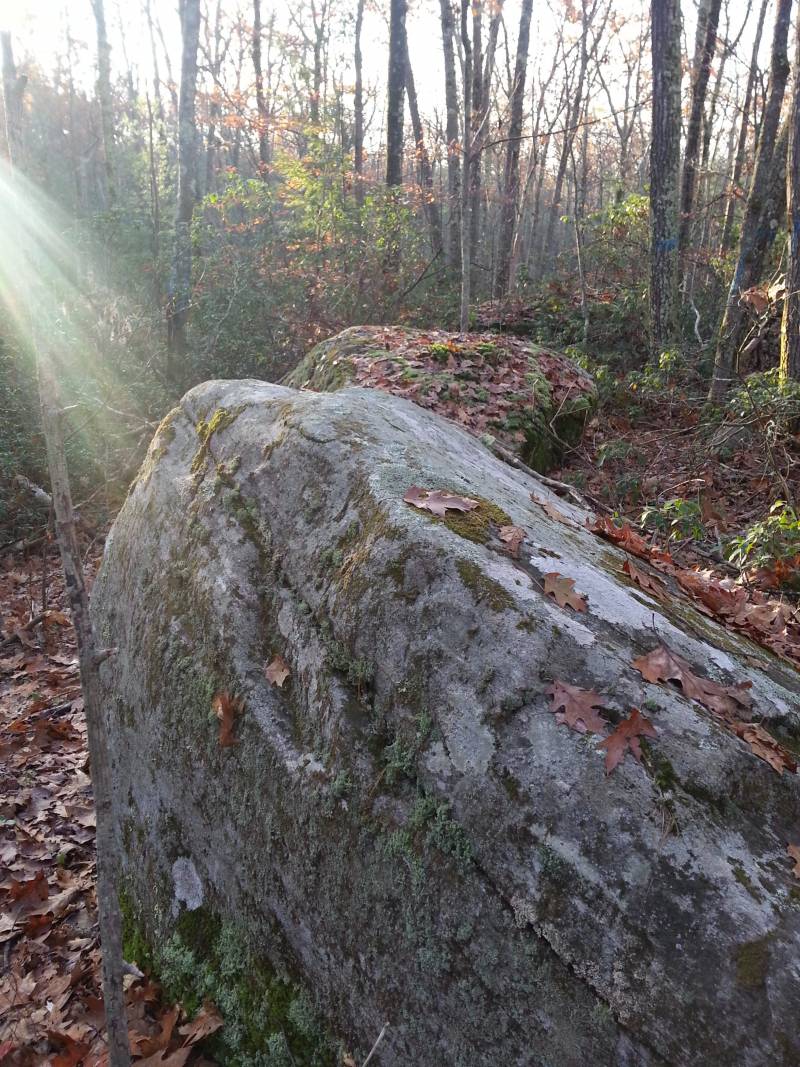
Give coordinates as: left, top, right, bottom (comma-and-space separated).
456, 559, 516, 613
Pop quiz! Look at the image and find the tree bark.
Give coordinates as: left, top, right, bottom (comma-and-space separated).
781, 11, 800, 381
720, 0, 768, 252
709, 0, 792, 399
649, 0, 683, 356
166, 0, 201, 379
354, 0, 366, 207
459, 0, 473, 332
404, 31, 443, 254
253, 0, 270, 168
386, 0, 406, 187
90, 0, 116, 208
677, 0, 722, 258
38, 363, 132, 1067
1, 32, 26, 162
494, 0, 534, 297
439, 0, 461, 270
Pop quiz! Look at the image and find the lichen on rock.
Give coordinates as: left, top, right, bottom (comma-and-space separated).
93, 379, 800, 1067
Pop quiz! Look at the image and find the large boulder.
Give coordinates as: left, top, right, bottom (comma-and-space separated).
282, 325, 595, 471
93, 381, 800, 1067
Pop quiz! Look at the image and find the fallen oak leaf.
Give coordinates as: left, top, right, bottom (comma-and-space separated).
733, 722, 797, 775
47, 1032, 89, 1067
543, 573, 587, 612
631, 644, 752, 721
597, 708, 657, 774
498, 524, 526, 558
788, 844, 800, 880
546, 680, 608, 734
265, 654, 291, 688
531, 493, 575, 526
133, 1047, 193, 1067
212, 692, 243, 747
403, 485, 479, 517
622, 559, 667, 601
179, 1000, 224, 1045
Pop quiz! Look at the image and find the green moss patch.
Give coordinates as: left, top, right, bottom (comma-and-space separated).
122, 897, 339, 1067
456, 559, 516, 613
192, 406, 245, 474
735, 935, 771, 990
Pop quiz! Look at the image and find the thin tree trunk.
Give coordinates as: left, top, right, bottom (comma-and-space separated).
710, 0, 792, 399
354, 0, 365, 207
460, 0, 473, 332
166, 0, 201, 379
440, 0, 461, 270
386, 0, 406, 187
90, 0, 116, 208
720, 0, 768, 252
1, 32, 25, 161
39, 364, 132, 1067
782, 12, 800, 380
404, 32, 443, 254
494, 0, 534, 297
143, 0, 163, 121
146, 93, 161, 307
677, 0, 722, 258
253, 0, 270, 167
649, 0, 682, 356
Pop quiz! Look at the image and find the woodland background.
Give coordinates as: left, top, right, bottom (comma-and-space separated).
1, 0, 800, 581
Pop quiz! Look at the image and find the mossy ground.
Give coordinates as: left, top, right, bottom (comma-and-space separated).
121, 896, 340, 1067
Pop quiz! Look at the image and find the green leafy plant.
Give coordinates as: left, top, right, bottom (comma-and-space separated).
640, 498, 704, 542
726, 501, 800, 580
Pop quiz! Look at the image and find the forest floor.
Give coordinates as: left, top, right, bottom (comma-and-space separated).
1, 372, 799, 1066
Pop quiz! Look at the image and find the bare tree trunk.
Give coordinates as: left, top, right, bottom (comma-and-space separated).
166, 0, 201, 379
386, 0, 406, 187
1, 32, 26, 161
720, 0, 768, 252
354, 0, 365, 207
494, 0, 534, 297
146, 94, 161, 307
38, 364, 132, 1067
253, 0, 270, 168
440, 0, 461, 270
649, 0, 682, 356
781, 11, 800, 381
404, 31, 443, 254
459, 0, 473, 332
677, 0, 722, 258
90, 0, 116, 208
143, 0, 164, 121
710, 0, 792, 399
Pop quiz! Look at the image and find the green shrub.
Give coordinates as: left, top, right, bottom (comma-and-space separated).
640, 498, 704, 542
726, 501, 800, 581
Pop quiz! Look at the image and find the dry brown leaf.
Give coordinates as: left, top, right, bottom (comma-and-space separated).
498, 524, 526, 558
179, 1000, 224, 1045
265, 654, 291, 688
134, 1046, 193, 1067
403, 486, 479, 517
733, 722, 797, 775
788, 844, 800, 880
212, 692, 243, 747
543, 572, 587, 612
546, 680, 607, 734
596, 708, 657, 774
622, 559, 667, 601
531, 493, 575, 525
631, 644, 752, 721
